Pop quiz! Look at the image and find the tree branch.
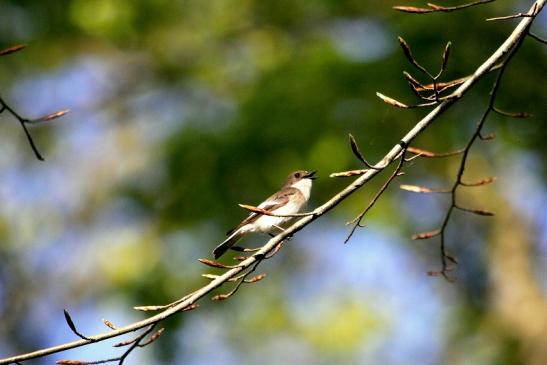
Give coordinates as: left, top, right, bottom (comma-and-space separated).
405, 0, 543, 281
0, 1, 543, 363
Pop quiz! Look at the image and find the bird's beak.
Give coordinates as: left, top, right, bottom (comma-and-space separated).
305, 170, 317, 180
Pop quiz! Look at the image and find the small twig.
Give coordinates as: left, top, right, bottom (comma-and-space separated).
198, 258, 239, 269
113, 337, 139, 348
407, 146, 465, 158
454, 205, 495, 216
527, 31, 547, 44
492, 107, 532, 118
0, 96, 69, 160
63, 310, 94, 341
1, 42, 68, 160
57, 358, 120, 364
212, 262, 260, 301
433, 34, 527, 280
57, 325, 157, 365
265, 240, 285, 259
138, 328, 165, 347
487, 2, 539, 21
398, 37, 433, 78
0, 96, 44, 160
460, 177, 496, 186
400, 184, 451, 193
133, 294, 195, 312
376, 92, 438, 109
345, 149, 407, 244
404, 152, 423, 162
116, 324, 157, 365
393, 0, 495, 14
487, 13, 533, 21
348, 134, 381, 169
329, 169, 371, 178
412, 229, 441, 240
0, 44, 26, 56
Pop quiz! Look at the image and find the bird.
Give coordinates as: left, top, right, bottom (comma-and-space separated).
213, 170, 317, 259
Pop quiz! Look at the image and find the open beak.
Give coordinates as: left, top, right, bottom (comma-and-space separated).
305, 170, 317, 180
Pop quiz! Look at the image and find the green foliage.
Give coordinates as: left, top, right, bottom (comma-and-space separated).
0, 1, 545, 364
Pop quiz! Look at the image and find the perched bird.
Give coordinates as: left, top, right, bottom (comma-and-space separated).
213, 170, 317, 259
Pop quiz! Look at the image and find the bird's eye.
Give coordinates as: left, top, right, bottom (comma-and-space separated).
294, 172, 301, 178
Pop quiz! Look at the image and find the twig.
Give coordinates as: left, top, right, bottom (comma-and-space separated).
329, 169, 371, 178
492, 107, 532, 118
57, 324, 157, 365
212, 262, 260, 301
487, 13, 533, 21
64, 310, 94, 341
0, 96, 44, 160
344, 149, 406, 244
394, 0, 495, 14
487, 2, 539, 21
0, 44, 26, 56
399, 184, 451, 193
407, 146, 465, 158
527, 31, 547, 44
1, 43, 69, 160
428, 18, 534, 280
348, 134, 381, 169
0, 1, 543, 363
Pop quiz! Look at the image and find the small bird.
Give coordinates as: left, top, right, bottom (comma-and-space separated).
213, 170, 317, 259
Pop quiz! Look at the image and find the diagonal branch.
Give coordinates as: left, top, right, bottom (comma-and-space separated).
0, 1, 543, 363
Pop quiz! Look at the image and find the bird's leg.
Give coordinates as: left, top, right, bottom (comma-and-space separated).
273, 225, 286, 232
273, 225, 292, 241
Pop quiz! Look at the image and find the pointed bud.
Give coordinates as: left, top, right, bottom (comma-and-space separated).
0, 44, 26, 56
102, 319, 117, 330
245, 274, 267, 283
183, 303, 199, 311
376, 92, 409, 108
212, 294, 230, 301
139, 328, 165, 347
400, 184, 449, 193
412, 229, 441, 240
393, 6, 433, 14
198, 258, 234, 269
461, 177, 496, 187
441, 42, 451, 72
27, 109, 70, 124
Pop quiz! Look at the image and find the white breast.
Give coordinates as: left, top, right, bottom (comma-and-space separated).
291, 178, 312, 201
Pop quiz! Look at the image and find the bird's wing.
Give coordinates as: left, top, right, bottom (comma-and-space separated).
225, 188, 298, 235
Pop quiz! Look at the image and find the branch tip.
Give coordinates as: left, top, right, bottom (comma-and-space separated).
102, 319, 117, 330
198, 258, 237, 269
63, 309, 92, 341
440, 41, 451, 73
348, 134, 379, 169
460, 176, 496, 187
400, 184, 450, 193
0, 44, 26, 56
376, 92, 408, 108
412, 229, 441, 240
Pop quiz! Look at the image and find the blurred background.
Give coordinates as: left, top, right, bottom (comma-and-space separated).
0, 1, 546, 364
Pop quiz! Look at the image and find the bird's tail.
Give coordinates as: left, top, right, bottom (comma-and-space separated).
213, 230, 242, 259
